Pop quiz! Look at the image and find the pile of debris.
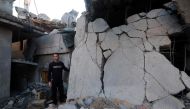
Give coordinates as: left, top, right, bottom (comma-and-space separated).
67, 1, 190, 109
0, 83, 50, 109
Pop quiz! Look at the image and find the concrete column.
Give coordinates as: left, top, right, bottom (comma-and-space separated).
0, 27, 12, 98
0, 0, 15, 14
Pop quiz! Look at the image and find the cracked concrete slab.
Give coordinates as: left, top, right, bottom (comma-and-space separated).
145, 73, 169, 102
104, 48, 145, 105
145, 52, 185, 94
152, 95, 185, 109
67, 44, 102, 99
101, 30, 119, 52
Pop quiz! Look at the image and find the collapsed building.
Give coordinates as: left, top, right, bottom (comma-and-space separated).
1, 0, 190, 109
64, 0, 190, 109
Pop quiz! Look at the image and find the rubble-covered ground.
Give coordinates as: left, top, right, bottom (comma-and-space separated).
0, 83, 50, 109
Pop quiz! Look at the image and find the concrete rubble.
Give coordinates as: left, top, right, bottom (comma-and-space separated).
0, 83, 50, 109
67, 1, 190, 109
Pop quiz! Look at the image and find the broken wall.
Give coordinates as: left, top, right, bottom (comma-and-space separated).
0, 27, 12, 98
67, 2, 190, 108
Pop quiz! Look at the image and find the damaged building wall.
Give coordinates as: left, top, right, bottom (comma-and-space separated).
33, 30, 73, 83
67, 1, 190, 108
0, 27, 12, 98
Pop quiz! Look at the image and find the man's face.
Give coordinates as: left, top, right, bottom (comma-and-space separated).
53, 54, 59, 62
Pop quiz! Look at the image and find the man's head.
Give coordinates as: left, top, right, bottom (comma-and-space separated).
53, 53, 59, 62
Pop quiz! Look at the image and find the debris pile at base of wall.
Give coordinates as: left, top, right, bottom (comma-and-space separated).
0, 83, 50, 109
67, 2, 190, 109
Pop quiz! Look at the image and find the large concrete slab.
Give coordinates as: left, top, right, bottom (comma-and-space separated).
145, 52, 185, 94
67, 44, 102, 99
104, 48, 145, 105
152, 95, 185, 109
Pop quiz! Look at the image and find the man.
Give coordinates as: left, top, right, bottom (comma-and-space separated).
48, 53, 69, 105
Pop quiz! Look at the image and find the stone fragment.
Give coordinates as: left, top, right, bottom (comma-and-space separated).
99, 32, 106, 42
145, 73, 169, 102
104, 48, 145, 105
144, 40, 154, 51
145, 52, 185, 94
152, 96, 185, 109
75, 15, 87, 46
127, 14, 141, 23
130, 38, 145, 51
103, 50, 112, 59
133, 19, 147, 31
147, 9, 168, 18
86, 33, 97, 62
101, 30, 119, 52
120, 34, 144, 68
147, 27, 167, 37
147, 19, 161, 29
67, 44, 102, 99
88, 22, 93, 32
92, 18, 109, 33
127, 30, 146, 39
58, 103, 78, 109
181, 71, 190, 89
148, 36, 171, 51
139, 12, 146, 17
119, 24, 135, 33
112, 27, 122, 35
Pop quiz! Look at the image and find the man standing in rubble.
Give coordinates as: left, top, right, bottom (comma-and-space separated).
48, 53, 69, 105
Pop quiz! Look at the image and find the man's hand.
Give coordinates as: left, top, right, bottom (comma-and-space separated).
48, 81, 52, 88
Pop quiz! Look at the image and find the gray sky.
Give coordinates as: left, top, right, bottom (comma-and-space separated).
13, 0, 86, 20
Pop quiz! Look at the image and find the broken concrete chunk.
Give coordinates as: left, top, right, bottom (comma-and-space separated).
58, 103, 78, 109
144, 40, 154, 51
127, 14, 141, 23
86, 33, 97, 63
112, 27, 123, 35
130, 38, 145, 51
147, 27, 167, 37
145, 52, 185, 94
145, 73, 169, 102
67, 44, 102, 99
103, 50, 112, 59
127, 30, 146, 39
147, 19, 161, 29
37, 13, 50, 21
99, 32, 106, 42
120, 34, 144, 69
88, 22, 94, 32
75, 15, 87, 46
133, 19, 147, 31
101, 30, 119, 52
119, 24, 135, 33
148, 36, 171, 51
181, 71, 190, 89
139, 12, 146, 17
147, 9, 168, 19
104, 48, 145, 105
92, 18, 109, 33
152, 96, 185, 109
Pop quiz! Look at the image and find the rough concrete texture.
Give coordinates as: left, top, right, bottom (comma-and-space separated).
0, 27, 12, 99
68, 4, 187, 107
152, 95, 185, 109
